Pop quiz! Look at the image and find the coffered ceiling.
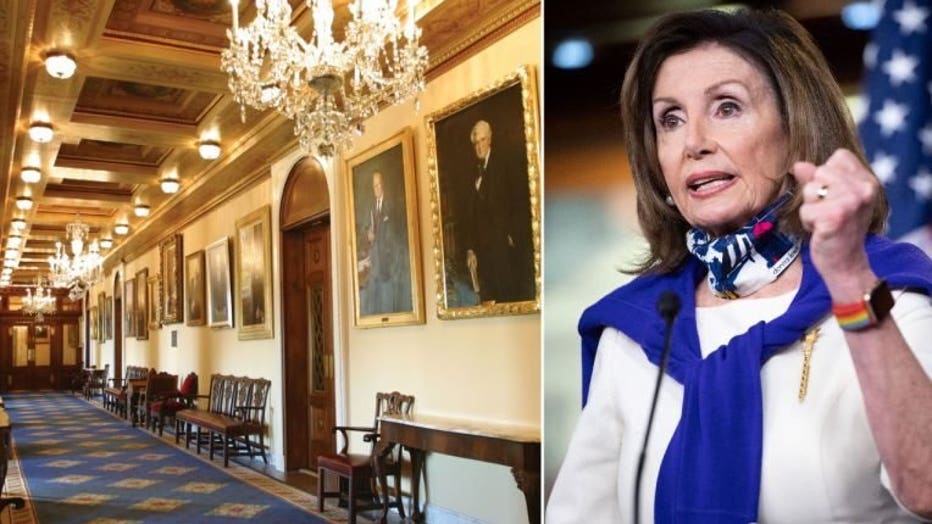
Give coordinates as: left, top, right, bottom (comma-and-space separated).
0, 0, 539, 287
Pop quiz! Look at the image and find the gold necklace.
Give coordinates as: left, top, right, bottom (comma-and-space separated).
798, 328, 821, 402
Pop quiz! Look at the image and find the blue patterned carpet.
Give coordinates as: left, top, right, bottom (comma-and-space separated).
2, 392, 340, 523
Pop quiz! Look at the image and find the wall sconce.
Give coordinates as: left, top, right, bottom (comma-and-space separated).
133, 203, 151, 217
160, 175, 181, 194
10, 218, 26, 230
44, 51, 77, 79
114, 223, 130, 236
27, 122, 54, 143
15, 196, 33, 210
198, 139, 221, 160
99, 237, 113, 249
20, 167, 41, 183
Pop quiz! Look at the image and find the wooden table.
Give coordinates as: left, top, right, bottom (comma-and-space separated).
376, 413, 540, 523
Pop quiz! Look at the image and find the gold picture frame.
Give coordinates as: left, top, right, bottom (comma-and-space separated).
160, 234, 184, 324
148, 275, 161, 330
90, 306, 99, 342
345, 128, 425, 328
235, 206, 273, 340
124, 279, 136, 338
206, 237, 233, 329
135, 268, 148, 340
185, 250, 206, 326
425, 65, 541, 319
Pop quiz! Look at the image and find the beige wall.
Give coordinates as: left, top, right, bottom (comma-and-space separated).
89, 179, 287, 468
88, 14, 540, 524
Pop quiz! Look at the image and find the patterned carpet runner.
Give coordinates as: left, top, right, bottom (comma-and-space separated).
0, 392, 361, 524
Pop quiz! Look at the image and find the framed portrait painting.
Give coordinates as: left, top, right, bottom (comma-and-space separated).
135, 268, 148, 340
345, 127, 424, 328
425, 65, 541, 319
148, 275, 161, 329
90, 306, 99, 342
160, 234, 184, 324
124, 279, 136, 338
235, 206, 273, 339
206, 236, 233, 329
185, 250, 206, 326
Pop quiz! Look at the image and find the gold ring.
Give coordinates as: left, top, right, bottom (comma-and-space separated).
816, 185, 829, 200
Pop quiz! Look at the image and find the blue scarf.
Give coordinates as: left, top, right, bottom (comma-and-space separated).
687, 193, 801, 299
578, 236, 932, 523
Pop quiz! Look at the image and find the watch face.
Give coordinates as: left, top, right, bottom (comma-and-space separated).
869, 280, 894, 323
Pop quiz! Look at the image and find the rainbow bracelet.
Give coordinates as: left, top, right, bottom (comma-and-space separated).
832, 300, 874, 331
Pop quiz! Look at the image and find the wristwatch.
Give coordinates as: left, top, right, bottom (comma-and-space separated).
832, 279, 895, 331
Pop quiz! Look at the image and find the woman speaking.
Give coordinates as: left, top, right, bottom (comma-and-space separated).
547, 8, 932, 523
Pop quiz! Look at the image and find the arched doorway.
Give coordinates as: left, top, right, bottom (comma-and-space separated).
280, 156, 335, 472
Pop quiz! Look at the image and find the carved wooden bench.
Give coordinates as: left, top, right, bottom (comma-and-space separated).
174, 374, 271, 467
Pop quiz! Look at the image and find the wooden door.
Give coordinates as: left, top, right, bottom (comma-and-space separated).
5, 322, 50, 390
306, 225, 335, 469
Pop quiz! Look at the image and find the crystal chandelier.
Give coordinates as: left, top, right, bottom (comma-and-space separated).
221, 0, 428, 157
48, 216, 102, 299
23, 276, 57, 322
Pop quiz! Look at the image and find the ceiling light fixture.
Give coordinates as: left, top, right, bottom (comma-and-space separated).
114, 223, 130, 236
27, 122, 54, 143
133, 203, 151, 217
220, 0, 428, 157
10, 218, 26, 230
160, 175, 181, 194
6, 235, 22, 248
1, 268, 11, 276
2, 259, 18, 268
15, 196, 33, 210
197, 140, 221, 160
20, 167, 41, 183
4, 249, 17, 260
44, 51, 77, 79
99, 238, 113, 249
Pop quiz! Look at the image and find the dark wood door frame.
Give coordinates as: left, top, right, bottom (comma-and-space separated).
280, 156, 335, 472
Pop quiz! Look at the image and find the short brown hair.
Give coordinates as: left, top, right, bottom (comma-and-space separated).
621, 8, 887, 274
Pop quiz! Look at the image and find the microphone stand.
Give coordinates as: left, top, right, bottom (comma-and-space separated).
634, 291, 681, 524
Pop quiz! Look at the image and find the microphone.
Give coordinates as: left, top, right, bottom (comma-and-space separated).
634, 291, 681, 524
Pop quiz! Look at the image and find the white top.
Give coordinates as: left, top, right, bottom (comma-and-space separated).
547, 290, 932, 523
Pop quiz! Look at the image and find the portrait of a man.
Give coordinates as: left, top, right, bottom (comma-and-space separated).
347, 128, 424, 327
428, 70, 540, 317
356, 169, 411, 315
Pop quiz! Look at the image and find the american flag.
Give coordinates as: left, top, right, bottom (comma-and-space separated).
858, 0, 932, 255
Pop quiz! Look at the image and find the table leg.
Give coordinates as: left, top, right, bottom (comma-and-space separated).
512, 467, 540, 524
408, 447, 425, 522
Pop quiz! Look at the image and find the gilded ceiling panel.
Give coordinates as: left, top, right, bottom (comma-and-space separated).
104, 0, 232, 50
58, 139, 171, 167
76, 77, 219, 123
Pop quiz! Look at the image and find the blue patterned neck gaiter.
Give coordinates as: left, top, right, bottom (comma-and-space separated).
686, 193, 801, 299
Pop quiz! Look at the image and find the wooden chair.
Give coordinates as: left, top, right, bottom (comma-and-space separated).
132, 372, 177, 428
148, 372, 198, 436
317, 391, 414, 524
83, 364, 109, 400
